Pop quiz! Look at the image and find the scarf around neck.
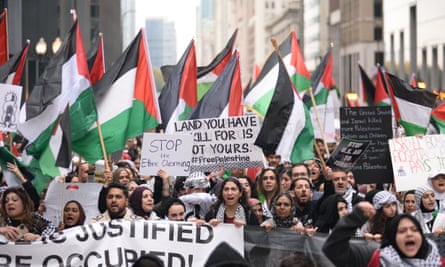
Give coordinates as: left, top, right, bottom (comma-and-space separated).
216, 203, 246, 223
379, 239, 442, 267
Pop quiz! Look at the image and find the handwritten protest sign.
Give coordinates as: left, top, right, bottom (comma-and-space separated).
340, 106, 393, 184
0, 84, 22, 132
140, 133, 193, 176
389, 135, 445, 191
326, 138, 370, 169
174, 115, 264, 172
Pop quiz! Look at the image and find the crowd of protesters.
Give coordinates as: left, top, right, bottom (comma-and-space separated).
1, 134, 445, 266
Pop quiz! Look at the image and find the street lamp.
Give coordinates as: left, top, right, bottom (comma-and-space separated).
35, 37, 47, 55
52, 37, 62, 54
35, 37, 47, 81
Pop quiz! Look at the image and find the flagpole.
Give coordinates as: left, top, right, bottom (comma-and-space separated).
307, 87, 331, 158
95, 119, 110, 171
60, 176, 66, 229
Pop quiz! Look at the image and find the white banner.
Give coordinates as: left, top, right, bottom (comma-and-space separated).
0, 220, 244, 267
44, 182, 103, 225
139, 133, 193, 176
173, 115, 264, 172
0, 83, 22, 132
389, 134, 445, 191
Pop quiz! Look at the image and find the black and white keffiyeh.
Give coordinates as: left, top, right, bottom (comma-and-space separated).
215, 203, 246, 223
379, 239, 442, 267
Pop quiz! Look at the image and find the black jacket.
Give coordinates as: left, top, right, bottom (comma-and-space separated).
322, 206, 379, 267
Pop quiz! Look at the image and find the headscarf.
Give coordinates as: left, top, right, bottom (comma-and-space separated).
373, 190, 398, 210
271, 192, 297, 228
379, 214, 441, 266
129, 186, 153, 218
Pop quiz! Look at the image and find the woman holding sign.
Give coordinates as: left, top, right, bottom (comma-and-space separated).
206, 177, 258, 227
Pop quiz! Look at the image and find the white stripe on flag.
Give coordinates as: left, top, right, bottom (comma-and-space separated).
396, 96, 432, 127
275, 93, 306, 162
244, 65, 279, 109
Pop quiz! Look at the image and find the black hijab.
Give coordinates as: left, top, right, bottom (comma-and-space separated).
381, 214, 430, 259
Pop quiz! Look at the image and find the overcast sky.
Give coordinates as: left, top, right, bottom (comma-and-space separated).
136, 0, 200, 60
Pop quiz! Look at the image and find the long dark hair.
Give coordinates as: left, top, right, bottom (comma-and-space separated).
63, 200, 86, 227
381, 214, 429, 259
1, 186, 35, 229
369, 208, 392, 235
212, 177, 248, 210
256, 168, 280, 206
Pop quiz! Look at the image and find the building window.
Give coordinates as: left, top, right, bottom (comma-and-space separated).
390, 34, 395, 73
374, 0, 382, 18
443, 46, 445, 90
422, 48, 427, 85
432, 47, 438, 90
399, 31, 405, 79
375, 51, 384, 65
91, 5, 99, 18
374, 27, 382, 41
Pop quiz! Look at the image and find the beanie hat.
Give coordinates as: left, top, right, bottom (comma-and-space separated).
414, 184, 434, 209
184, 172, 210, 189
372, 190, 397, 210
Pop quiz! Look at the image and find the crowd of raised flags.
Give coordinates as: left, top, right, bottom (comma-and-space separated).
0, 7, 443, 203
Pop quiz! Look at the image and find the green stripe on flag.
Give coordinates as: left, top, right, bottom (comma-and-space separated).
251, 89, 274, 117
178, 104, 194, 121
197, 82, 213, 101
398, 119, 426, 136
432, 116, 445, 134
70, 88, 97, 142
305, 88, 329, 109
290, 108, 314, 163
292, 73, 312, 93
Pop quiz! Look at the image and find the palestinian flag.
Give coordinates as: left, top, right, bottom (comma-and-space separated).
18, 20, 97, 157
38, 105, 72, 177
0, 41, 30, 104
159, 39, 197, 133
358, 63, 375, 106
87, 32, 105, 85
254, 54, 314, 163
0, 8, 8, 65
245, 31, 308, 116
0, 40, 29, 86
375, 66, 391, 106
305, 47, 335, 108
432, 101, 445, 134
72, 29, 161, 162
303, 48, 340, 142
386, 73, 436, 136
188, 51, 242, 119
197, 29, 237, 100
287, 31, 311, 93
